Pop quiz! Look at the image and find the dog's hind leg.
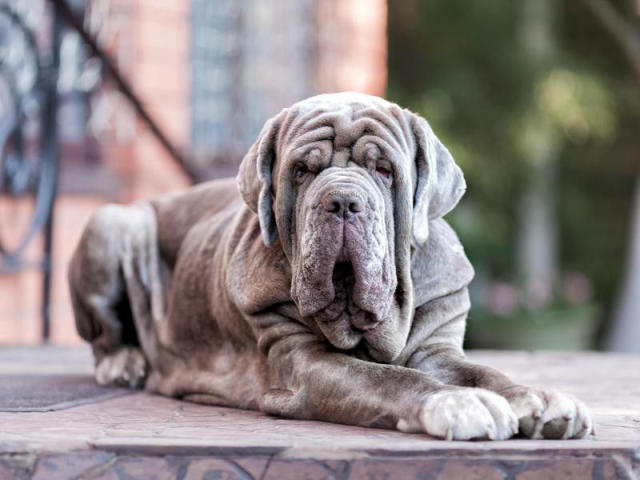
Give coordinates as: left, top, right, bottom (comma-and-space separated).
93, 201, 166, 389
86, 295, 147, 388
95, 345, 147, 388
69, 203, 153, 389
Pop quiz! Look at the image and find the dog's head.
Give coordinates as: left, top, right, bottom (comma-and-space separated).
238, 93, 465, 361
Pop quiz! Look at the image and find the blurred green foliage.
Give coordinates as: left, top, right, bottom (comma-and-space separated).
388, 0, 639, 345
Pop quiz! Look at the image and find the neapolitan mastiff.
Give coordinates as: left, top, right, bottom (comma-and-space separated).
69, 93, 592, 440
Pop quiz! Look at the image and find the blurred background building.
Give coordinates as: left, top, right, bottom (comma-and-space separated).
0, 0, 638, 350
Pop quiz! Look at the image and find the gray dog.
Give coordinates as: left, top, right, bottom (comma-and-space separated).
69, 93, 592, 440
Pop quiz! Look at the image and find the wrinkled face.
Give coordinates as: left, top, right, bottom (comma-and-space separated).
269, 99, 418, 360
287, 145, 399, 352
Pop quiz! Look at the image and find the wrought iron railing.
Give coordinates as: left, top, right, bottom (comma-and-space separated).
0, 0, 193, 341
0, 2, 60, 340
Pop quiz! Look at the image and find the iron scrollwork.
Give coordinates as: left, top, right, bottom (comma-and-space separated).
1, 0, 194, 341
0, 1, 60, 339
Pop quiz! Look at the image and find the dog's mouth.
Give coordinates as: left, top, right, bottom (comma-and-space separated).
313, 260, 381, 332
332, 260, 354, 291
291, 186, 396, 350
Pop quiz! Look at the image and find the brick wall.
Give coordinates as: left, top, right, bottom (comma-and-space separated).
315, 0, 387, 95
129, 0, 191, 200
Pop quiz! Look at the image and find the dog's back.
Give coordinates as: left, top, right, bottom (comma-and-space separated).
151, 177, 240, 269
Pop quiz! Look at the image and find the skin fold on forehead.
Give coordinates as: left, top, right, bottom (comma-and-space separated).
276, 93, 418, 169
238, 91, 465, 249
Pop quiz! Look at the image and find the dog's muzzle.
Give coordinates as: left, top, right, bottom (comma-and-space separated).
291, 168, 395, 346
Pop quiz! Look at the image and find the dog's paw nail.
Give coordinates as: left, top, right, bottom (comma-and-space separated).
542, 418, 568, 439
519, 416, 536, 437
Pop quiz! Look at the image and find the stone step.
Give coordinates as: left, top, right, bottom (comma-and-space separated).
0, 347, 638, 479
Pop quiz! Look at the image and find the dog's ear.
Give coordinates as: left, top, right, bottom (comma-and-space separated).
237, 114, 281, 247
409, 112, 466, 245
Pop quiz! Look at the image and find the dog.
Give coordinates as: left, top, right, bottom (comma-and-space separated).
69, 92, 592, 440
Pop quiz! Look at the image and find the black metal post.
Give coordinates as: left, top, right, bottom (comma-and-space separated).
41, 7, 62, 342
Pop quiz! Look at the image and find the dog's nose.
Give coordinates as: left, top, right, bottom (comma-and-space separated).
323, 192, 364, 218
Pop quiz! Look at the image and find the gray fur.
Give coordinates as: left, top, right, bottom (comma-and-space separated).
69, 93, 592, 440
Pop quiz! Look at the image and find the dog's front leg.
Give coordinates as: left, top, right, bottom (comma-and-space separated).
257, 321, 518, 440
406, 299, 593, 439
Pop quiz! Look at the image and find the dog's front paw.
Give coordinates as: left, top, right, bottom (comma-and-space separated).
397, 389, 518, 440
95, 346, 147, 389
503, 387, 592, 439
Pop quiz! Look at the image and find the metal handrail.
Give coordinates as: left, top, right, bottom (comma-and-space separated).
0, 0, 197, 341
0, 1, 60, 340
49, 0, 199, 181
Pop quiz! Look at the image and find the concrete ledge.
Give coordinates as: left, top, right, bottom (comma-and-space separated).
1, 347, 639, 479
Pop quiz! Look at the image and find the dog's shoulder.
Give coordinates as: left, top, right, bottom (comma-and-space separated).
225, 209, 293, 316
411, 218, 474, 307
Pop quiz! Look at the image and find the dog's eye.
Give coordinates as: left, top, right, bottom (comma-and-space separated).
294, 165, 310, 183
376, 167, 392, 180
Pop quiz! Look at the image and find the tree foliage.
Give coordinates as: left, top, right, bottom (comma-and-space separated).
388, 0, 639, 338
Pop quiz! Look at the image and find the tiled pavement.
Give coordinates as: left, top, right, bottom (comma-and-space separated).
1, 346, 639, 479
